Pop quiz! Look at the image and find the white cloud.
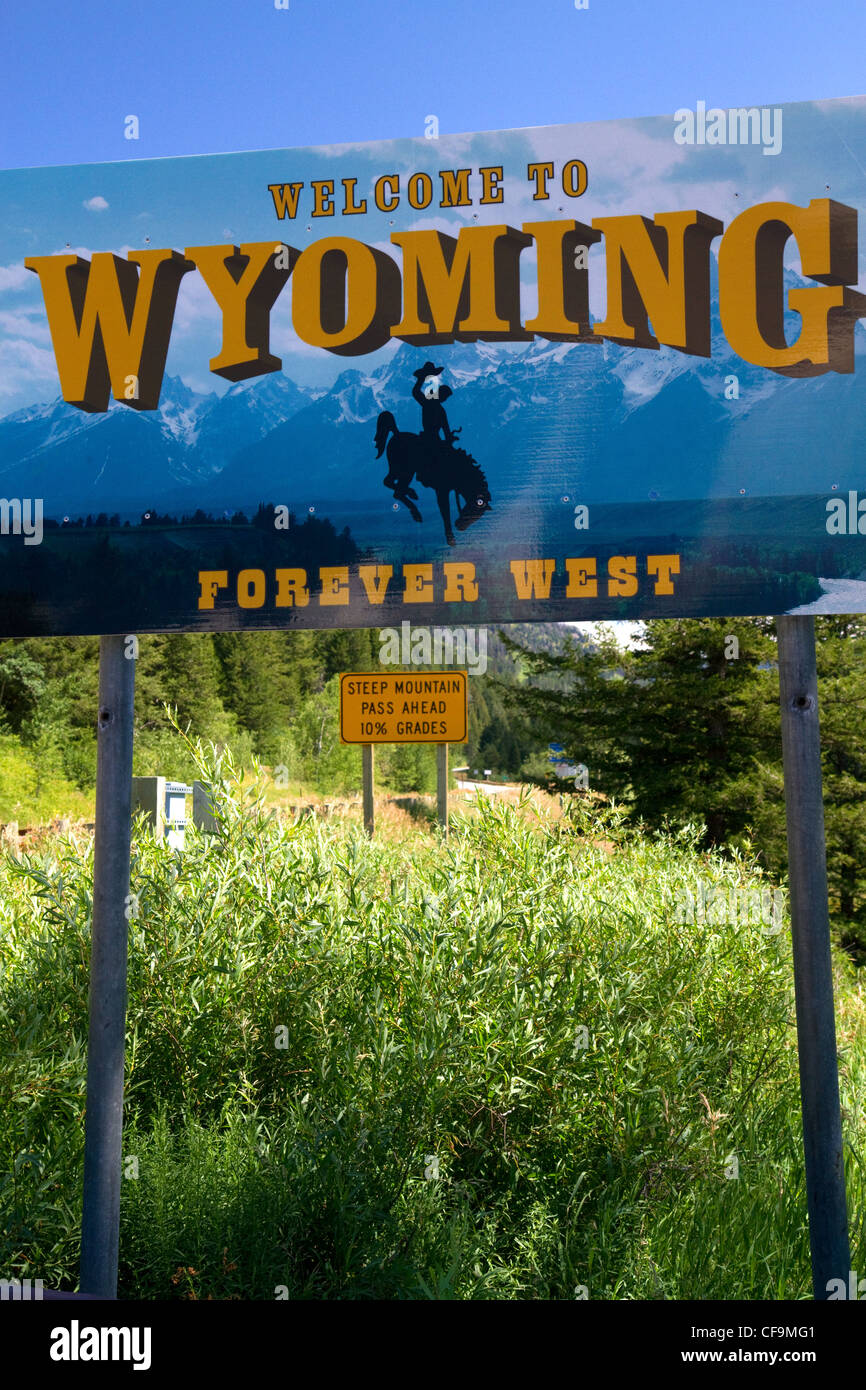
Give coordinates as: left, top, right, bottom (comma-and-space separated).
811, 95, 866, 114
0, 336, 60, 412
83, 195, 109, 212
0, 262, 33, 293
0, 310, 51, 344
172, 269, 223, 335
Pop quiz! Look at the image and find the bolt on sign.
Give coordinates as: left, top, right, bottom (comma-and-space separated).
340, 671, 468, 743
3, 95, 866, 636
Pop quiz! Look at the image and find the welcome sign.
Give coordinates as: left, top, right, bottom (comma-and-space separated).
2, 95, 866, 635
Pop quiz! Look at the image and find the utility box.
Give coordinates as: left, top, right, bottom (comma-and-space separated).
131, 777, 166, 837
131, 778, 193, 850
192, 780, 219, 835
164, 782, 192, 850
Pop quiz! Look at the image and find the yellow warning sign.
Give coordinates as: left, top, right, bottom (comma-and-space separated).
340, 671, 468, 744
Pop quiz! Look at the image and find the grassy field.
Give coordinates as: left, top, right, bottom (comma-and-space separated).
1, 737, 864, 1300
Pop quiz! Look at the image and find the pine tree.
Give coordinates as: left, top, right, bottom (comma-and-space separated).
317, 628, 379, 681
501, 618, 779, 844
813, 616, 866, 954
624, 619, 779, 845
159, 634, 234, 743
213, 632, 294, 756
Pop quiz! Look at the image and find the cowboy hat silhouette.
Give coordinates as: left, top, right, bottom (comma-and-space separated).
412, 361, 444, 379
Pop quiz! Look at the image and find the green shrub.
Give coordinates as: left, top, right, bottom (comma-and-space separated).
0, 732, 91, 824
0, 736, 863, 1299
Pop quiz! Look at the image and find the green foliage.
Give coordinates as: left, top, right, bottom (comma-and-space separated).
1, 740, 863, 1298
0, 645, 46, 733
211, 632, 294, 759
0, 732, 91, 823
503, 617, 866, 957
287, 675, 361, 793
813, 618, 866, 955
378, 741, 437, 794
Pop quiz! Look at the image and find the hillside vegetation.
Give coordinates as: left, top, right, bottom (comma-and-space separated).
1, 738, 863, 1299
0, 625, 570, 826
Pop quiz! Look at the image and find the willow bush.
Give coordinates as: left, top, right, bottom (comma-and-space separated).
1, 735, 863, 1298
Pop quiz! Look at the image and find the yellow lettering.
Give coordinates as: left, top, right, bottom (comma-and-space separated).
374, 175, 399, 213
391, 225, 531, 343
719, 198, 866, 374
591, 211, 722, 355
267, 183, 303, 219
524, 220, 600, 340
510, 559, 556, 599
439, 169, 472, 207
358, 564, 394, 603
565, 557, 598, 597
275, 568, 309, 607
237, 569, 266, 608
184, 241, 295, 381
292, 237, 401, 355
319, 566, 350, 604
403, 564, 434, 601
24, 248, 193, 411
646, 554, 680, 594
197, 570, 228, 609
442, 562, 479, 601
607, 555, 638, 597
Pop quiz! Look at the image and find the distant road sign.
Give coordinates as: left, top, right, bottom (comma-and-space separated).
340, 671, 467, 744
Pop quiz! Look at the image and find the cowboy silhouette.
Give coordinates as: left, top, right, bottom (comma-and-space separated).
374, 361, 490, 545
382, 362, 460, 492
411, 361, 461, 458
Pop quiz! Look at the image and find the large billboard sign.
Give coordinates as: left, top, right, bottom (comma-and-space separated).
3, 95, 866, 635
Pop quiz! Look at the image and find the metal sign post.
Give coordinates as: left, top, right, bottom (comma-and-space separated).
776, 615, 850, 1298
436, 743, 449, 837
362, 744, 374, 837
79, 635, 136, 1298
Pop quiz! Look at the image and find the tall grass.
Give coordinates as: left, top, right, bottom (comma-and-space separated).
0, 737, 863, 1299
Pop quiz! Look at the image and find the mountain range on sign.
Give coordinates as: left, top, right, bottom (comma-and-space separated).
2, 265, 864, 520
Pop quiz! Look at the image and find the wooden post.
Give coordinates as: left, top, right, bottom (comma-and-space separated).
80, 635, 136, 1298
776, 615, 850, 1299
362, 744, 374, 836
437, 742, 449, 837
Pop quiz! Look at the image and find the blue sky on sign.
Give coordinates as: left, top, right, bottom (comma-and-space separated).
1, 0, 865, 170
4, 97, 866, 413
2, 0, 866, 648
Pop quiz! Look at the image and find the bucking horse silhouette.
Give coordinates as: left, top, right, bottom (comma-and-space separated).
373, 363, 492, 546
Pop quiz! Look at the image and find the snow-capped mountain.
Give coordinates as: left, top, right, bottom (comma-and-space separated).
1, 259, 865, 518
0, 372, 316, 511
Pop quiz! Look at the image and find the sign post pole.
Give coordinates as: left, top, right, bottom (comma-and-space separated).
776, 615, 850, 1299
79, 635, 136, 1298
437, 743, 449, 837
362, 744, 374, 837
340, 673, 468, 842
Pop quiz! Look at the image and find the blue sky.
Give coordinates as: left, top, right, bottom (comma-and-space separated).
4, 94, 866, 412
2, 0, 865, 644
2, 1, 866, 413
2, 0, 865, 170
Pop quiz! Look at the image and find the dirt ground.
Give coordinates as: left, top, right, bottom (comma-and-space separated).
0, 783, 600, 851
